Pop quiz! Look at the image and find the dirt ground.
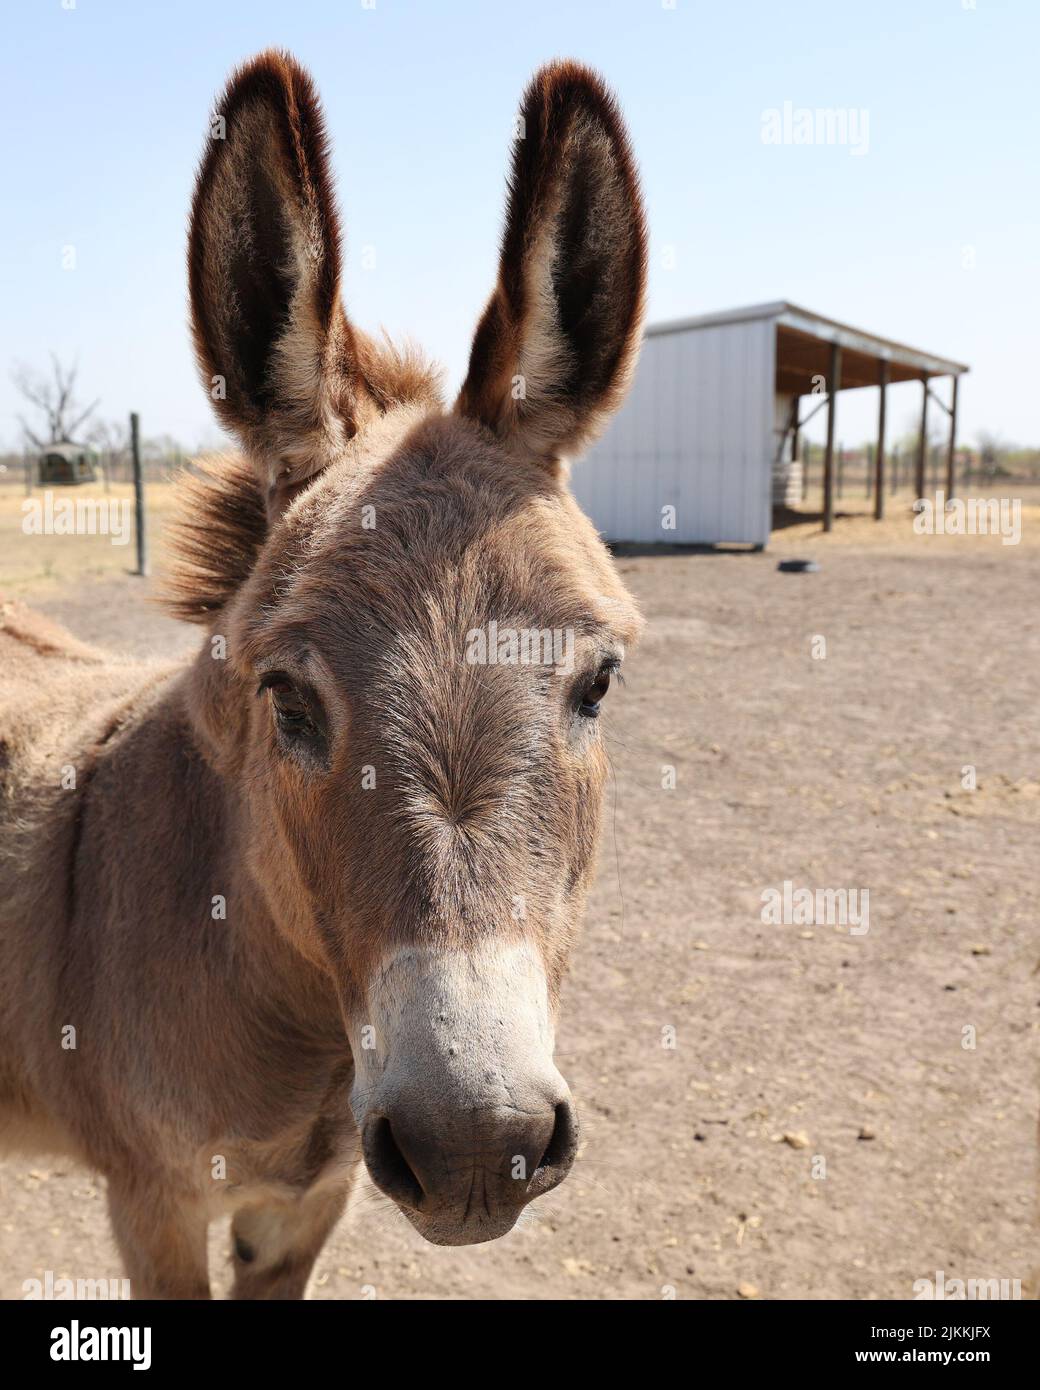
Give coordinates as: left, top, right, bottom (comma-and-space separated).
1, 479, 1037, 1300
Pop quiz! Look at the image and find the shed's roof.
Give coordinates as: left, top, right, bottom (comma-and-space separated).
646, 300, 969, 393
39, 440, 98, 458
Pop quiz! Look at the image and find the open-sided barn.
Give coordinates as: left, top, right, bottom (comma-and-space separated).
569, 301, 969, 547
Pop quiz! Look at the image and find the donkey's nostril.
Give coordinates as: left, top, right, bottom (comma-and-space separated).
363, 1116, 425, 1210
536, 1099, 579, 1176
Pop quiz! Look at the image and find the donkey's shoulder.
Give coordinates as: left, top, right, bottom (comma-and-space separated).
0, 599, 178, 807
0, 598, 105, 666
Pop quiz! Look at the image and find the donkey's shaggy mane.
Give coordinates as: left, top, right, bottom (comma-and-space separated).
161, 452, 268, 625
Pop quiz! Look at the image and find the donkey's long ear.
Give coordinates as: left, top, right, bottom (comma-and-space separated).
189, 51, 372, 514
456, 61, 647, 467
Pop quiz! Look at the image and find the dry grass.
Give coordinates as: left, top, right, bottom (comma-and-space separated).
2, 476, 1036, 602
772, 481, 1040, 553
0, 480, 181, 594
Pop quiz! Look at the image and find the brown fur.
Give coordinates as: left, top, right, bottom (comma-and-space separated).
0, 50, 646, 1296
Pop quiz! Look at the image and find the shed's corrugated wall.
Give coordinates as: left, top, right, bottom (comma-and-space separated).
568, 317, 776, 545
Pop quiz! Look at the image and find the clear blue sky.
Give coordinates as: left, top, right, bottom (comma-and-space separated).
1, 0, 1037, 453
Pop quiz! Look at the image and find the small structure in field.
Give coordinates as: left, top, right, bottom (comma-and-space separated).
36, 441, 100, 486
569, 301, 969, 546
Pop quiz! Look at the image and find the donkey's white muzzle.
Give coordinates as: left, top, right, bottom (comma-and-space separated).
350, 941, 578, 1244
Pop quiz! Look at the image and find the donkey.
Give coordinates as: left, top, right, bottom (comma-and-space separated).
0, 50, 646, 1298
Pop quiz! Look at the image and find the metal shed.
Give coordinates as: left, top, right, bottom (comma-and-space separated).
569, 301, 969, 546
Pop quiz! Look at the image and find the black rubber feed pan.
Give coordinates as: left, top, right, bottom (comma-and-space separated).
776, 559, 820, 573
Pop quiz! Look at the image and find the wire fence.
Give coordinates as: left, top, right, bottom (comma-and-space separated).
794, 444, 1028, 506
0, 449, 187, 493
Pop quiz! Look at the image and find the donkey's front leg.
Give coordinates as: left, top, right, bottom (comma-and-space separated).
106, 1180, 211, 1300
230, 1181, 352, 1300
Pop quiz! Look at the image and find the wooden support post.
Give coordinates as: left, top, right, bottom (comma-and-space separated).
790, 393, 800, 494
945, 374, 959, 500
130, 411, 149, 578
915, 376, 928, 500
823, 343, 841, 531
874, 362, 888, 519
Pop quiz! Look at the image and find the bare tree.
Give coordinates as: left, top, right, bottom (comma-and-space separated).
11, 354, 100, 447
975, 428, 1003, 484
85, 416, 130, 487
86, 415, 129, 455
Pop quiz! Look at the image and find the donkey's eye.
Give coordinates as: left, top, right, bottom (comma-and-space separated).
578, 664, 616, 719
258, 673, 322, 741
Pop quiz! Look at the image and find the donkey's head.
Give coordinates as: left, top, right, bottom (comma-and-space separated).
175, 51, 646, 1245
